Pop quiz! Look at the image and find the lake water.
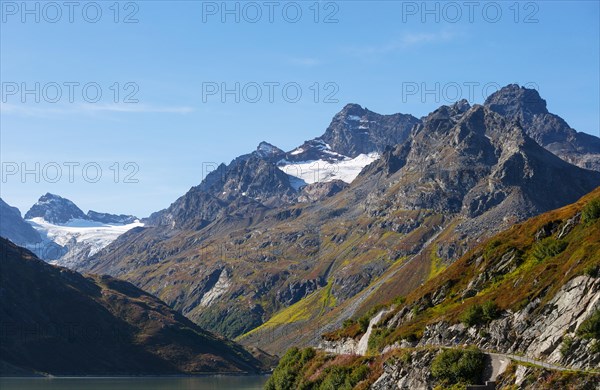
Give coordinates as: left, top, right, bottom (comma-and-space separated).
0, 376, 270, 389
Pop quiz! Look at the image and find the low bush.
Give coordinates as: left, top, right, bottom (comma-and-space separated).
460, 300, 500, 327
265, 348, 303, 390
460, 305, 483, 327
368, 327, 392, 353
560, 336, 574, 358
482, 300, 499, 320
531, 238, 568, 261
431, 347, 486, 386
317, 365, 369, 390
582, 198, 600, 223
577, 309, 600, 340
583, 264, 599, 278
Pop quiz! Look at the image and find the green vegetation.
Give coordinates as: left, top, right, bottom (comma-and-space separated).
358, 316, 370, 333
577, 309, 600, 340
265, 348, 313, 390
460, 300, 500, 327
582, 198, 600, 223
430, 347, 486, 386
559, 336, 574, 358
583, 264, 599, 278
367, 327, 393, 353
428, 247, 447, 280
483, 239, 502, 261
460, 305, 483, 327
356, 304, 386, 333
265, 348, 370, 390
317, 365, 369, 390
531, 237, 568, 261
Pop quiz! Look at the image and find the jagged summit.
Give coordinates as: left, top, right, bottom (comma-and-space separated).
254, 141, 285, 161
318, 103, 419, 158
485, 84, 548, 116
452, 98, 471, 113
24, 193, 88, 224
484, 84, 600, 170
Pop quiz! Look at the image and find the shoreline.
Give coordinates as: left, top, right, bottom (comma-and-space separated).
0, 372, 273, 379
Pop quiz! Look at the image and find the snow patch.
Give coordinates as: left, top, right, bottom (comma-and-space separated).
279, 152, 379, 189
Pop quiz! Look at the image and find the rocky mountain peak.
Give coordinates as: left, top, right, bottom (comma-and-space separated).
416, 102, 470, 135
319, 104, 420, 158
338, 103, 367, 117
484, 84, 600, 171
24, 193, 88, 224
485, 84, 548, 117
254, 141, 285, 161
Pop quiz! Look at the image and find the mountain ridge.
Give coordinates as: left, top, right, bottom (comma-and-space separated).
0, 237, 272, 376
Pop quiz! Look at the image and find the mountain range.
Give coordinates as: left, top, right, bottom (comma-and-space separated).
72, 85, 600, 354
0, 194, 141, 267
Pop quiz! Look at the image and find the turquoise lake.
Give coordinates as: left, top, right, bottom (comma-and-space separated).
0, 376, 270, 389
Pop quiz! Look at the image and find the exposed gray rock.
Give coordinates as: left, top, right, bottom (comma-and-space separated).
0, 198, 42, 247
485, 84, 600, 171
25, 193, 88, 224
87, 210, 138, 224
298, 180, 349, 202
371, 348, 437, 390
414, 276, 600, 370
291, 103, 419, 161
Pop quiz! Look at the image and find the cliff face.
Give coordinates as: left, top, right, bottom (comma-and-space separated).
370, 348, 599, 390
318, 273, 598, 387
414, 276, 599, 369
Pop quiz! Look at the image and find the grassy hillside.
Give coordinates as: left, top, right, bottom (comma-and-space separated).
0, 238, 272, 376
329, 187, 600, 349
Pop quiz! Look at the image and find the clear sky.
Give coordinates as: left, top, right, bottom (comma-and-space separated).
1, 0, 599, 217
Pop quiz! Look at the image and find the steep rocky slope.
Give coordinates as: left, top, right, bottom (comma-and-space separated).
0, 238, 271, 376
0, 198, 42, 248
267, 188, 600, 389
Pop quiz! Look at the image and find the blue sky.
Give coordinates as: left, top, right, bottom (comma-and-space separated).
1, 0, 599, 217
